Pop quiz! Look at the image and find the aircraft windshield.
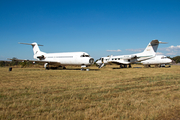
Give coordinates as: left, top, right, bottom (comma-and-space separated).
81, 55, 90, 57
161, 56, 167, 59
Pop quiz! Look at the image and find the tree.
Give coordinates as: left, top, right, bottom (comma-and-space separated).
0, 61, 5, 67
10, 57, 19, 66
171, 56, 180, 63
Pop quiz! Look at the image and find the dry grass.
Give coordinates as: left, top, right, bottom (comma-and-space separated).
0, 65, 180, 119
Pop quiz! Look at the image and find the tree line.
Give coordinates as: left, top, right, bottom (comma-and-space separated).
169, 56, 180, 63
1, 56, 180, 67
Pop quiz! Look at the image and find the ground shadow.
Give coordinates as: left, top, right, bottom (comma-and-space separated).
48, 67, 100, 71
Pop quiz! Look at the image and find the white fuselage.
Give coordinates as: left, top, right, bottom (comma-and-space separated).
108, 52, 154, 64
34, 52, 94, 66
141, 55, 172, 65
96, 53, 154, 66
18, 42, 94, 69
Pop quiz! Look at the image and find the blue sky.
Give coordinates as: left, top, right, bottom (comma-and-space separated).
0, 0, 180, 60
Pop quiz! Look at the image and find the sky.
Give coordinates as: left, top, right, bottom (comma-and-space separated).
0, 0, 180, 60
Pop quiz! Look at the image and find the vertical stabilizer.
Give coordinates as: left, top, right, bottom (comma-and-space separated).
31, 42, 42, 54
142, 40, 159, 55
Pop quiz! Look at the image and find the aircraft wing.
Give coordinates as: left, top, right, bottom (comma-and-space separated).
108, 61, 130, 65
8, 59, 60, 65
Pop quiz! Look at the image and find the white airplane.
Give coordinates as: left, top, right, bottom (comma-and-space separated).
141, 55, 172, 67
96, 40, 166, 68
12, 42, 94, 70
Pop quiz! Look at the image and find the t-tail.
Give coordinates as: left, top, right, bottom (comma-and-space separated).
142, 40, 160, 56
136, 40, 163, 62
19, 42, 46, 60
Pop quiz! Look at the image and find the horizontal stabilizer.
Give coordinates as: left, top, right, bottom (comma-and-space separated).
18, 42, 43, 46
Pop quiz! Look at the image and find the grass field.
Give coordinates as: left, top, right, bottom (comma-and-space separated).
0, 65, 180, 119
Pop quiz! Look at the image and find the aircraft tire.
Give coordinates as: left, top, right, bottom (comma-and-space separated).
120, 64, 123, 68
124, 64, 127, 68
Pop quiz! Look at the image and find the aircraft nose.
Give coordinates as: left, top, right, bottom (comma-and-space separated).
169, 59, 172, 63
89, 58, 94, 64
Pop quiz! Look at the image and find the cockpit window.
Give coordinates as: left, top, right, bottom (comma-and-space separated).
161, 56, 167, 59
80, 55, 90, 57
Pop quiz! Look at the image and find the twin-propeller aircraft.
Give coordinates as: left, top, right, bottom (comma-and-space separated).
11, 39, 171, 70
96, 40, 170, 68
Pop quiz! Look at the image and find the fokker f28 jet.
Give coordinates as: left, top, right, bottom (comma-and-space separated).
12, 42, 94, 70
96, 40, 166, 68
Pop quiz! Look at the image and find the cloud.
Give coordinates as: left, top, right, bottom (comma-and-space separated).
158, 45, 180, 56
106, 49, 121, 52
168, 45, 180, 50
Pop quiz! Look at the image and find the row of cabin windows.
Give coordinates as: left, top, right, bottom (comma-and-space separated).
47, 56, 73, 58
112, 58, 130, 62
46, 55, 90, 58
112, 58, 121, 60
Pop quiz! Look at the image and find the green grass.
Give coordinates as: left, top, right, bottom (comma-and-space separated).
0, 65, 180, 119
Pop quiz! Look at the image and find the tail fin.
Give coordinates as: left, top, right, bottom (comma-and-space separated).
19, 42, 45, 55
142, 40, 159, 55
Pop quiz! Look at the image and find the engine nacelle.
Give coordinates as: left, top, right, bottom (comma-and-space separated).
34, 54, 45, 60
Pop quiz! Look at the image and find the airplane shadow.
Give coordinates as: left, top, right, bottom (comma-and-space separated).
48, 67, 100, 71
133, 67, 142, 68
112, 67, 139, 69
112, 67, 121, 69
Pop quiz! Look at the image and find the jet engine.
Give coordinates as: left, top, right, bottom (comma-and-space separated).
36, 55, 45, 60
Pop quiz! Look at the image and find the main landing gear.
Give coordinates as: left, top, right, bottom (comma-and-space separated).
120, 64, 131, 68
81, 65, 89, 71
44, 63, 49, 70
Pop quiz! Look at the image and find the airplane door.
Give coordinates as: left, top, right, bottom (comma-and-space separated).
101, 58, 104, 63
